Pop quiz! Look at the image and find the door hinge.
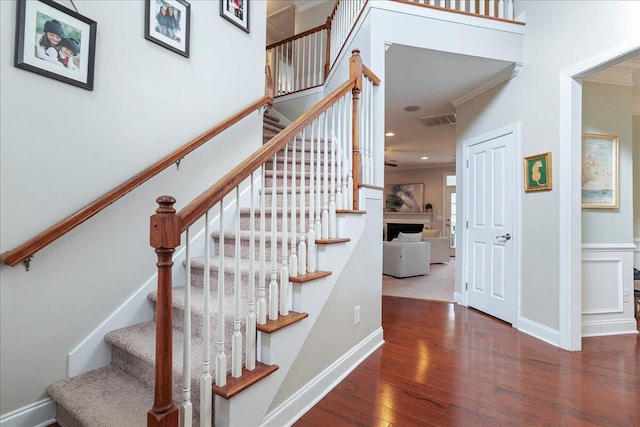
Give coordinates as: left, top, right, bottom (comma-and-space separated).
466, 220, 468, 229
466, 159, 469, 168
465, 282, 468, 291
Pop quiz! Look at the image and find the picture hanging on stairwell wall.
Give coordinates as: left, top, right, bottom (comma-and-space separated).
145, 0, 191, 57
14, 0, 97, 90
220, 0, 249, 33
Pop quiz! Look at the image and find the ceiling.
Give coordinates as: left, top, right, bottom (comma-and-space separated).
384, 44, 514, 169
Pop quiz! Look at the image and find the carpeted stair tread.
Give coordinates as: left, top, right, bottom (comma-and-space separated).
147, 285, 248, 336
47, 365, 151, 427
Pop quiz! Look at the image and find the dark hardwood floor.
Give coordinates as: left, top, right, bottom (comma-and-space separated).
295, 296, 640, 427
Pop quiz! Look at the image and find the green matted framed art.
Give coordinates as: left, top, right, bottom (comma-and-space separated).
523, 152, 552, 192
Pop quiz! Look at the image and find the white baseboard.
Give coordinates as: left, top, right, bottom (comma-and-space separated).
260, 327, 385, 427
0, 398, 55, 427
634, 238, 639, 268
582, 318, 639, 337
453, 291, 463, 304
517, 316, 561, 348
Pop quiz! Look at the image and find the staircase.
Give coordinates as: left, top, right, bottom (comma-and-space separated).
47, 111, 348, 427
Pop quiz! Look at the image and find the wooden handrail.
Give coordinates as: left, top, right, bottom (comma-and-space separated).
1, 70, 274, 268
363, 64, 381, 86
266, 23, 327, 50
179, 77, 355, 230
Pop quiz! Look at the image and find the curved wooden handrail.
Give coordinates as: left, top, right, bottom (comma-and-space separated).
178, 77, 355, 230
1, 71, 274, 268
266, 23, 328, 50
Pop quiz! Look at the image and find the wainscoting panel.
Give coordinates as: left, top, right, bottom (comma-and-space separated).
581, 243, 637, 337
581, 258, 623, 314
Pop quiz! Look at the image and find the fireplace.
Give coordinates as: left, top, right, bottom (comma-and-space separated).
386, 223, 424, 241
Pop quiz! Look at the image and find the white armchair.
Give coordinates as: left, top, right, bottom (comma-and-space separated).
382, 241, 431, 278
421, 237, 450, 263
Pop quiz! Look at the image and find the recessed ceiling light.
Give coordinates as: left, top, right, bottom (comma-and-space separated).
385, 132, 395, 137
421, 156, 429, 160
404, 105, 421, 112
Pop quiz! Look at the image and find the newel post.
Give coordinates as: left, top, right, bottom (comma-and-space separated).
148, 196, 180, 427
350, 49, 363, 210
324, 16, 332, 79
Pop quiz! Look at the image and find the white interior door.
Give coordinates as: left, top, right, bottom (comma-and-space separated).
465, 131, 516, 324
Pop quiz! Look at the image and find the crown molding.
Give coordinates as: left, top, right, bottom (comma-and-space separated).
450, 63, 522, 107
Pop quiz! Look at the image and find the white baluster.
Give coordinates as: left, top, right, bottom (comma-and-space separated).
201, 214, 213, 427
258, 167, 267, 325
329, 106, 337, 239
269, 156, 279, 320
321, 111, 329, 240
489, 0, 496, 17
232, 188, 243, 378
479, 0, 486, 15
368, 79, 374, 184
246, 173, 256, 370
341, 95, 349, 210
181, 229, 192, 427
470, 0, 477, 14
215, 208, 227, 389
335, 99, 343, 210
290, 137, 298, 278
281, 144, 289, 316
308, 120, 317, 273
507, 0, 514, 20
347, 90, 354, 209
299, 128, 307, 275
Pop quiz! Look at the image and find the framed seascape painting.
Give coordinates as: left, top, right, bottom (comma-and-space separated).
14, 0, 97, 90
582, 133, 619, 209
220, 0, 249, 33
145, 0, 191, 57
523, 152, 552, 192
385, 184, 424, 213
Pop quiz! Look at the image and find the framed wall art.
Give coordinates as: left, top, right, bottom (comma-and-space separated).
220, 0, 249, 33
523, 152, 552, 192
14, 0, 97, 90
145, 0, 191, 57
384, 183, 424, 213
582, 133, 619, 209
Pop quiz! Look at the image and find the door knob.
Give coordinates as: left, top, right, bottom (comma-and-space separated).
496, 233, 511, 240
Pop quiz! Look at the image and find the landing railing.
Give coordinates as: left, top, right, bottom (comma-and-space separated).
267, 0, 518, 97
0, 68, 274, 270
148, 50, 379, 427
395, 0, 515, 20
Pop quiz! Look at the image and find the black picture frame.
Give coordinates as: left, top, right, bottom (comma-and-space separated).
145, 0, 191, 57
14, 0, 97, 91
220, 0, 249, 33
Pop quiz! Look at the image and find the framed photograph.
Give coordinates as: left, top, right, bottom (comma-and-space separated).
523, 152, 552, 192
385, 183, 424, 212
220, 0, 249, 33
145, 0, 191, 57
582, 133, 619, 209
14, 0, 97, 91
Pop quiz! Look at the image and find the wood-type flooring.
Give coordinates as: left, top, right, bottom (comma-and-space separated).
295, 296, 640, 427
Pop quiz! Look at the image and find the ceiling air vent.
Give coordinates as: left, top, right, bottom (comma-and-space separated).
418, 113, 457, 127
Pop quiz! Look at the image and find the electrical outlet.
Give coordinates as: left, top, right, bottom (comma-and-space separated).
623, 289, 630, 303
354, 306, 360, 325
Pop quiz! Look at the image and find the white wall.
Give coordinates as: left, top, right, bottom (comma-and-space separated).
582, 81, 633, 243
456, 1, 640, 336
0, 0, 266, 416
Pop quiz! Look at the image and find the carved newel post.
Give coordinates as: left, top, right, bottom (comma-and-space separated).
349, 49, 363, 210
148, 196, 180, 427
